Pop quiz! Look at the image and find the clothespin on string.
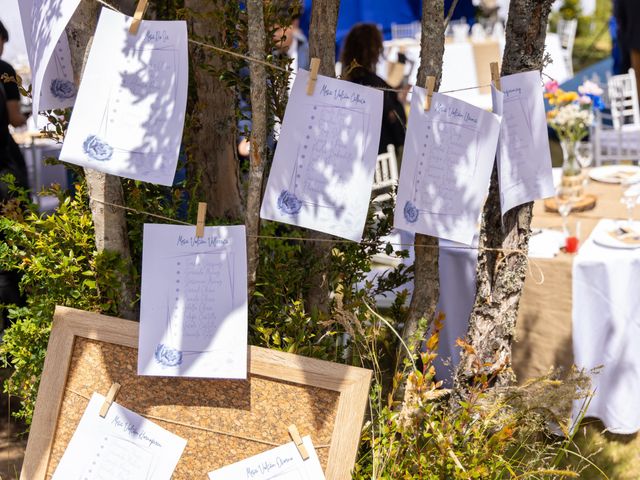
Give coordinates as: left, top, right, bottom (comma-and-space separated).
288, 424, 310, 460
490, 62, 501, 92
424, 76, 436, 112
196, 202, 207, 238
129, 0, 149, 35
99, 382, 121, 418
306, 58, 321, 96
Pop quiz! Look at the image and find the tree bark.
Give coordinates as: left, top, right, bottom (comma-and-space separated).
303, 0, 340, 316
245, 0, 268, 296
400, 0, 445, 356
66, 0, 137, 320
185, 0, 243, 221
454, 0, 555, 390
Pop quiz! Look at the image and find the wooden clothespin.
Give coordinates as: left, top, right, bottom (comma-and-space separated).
99, 383, 121, 418
424, 76, 436, 111
288, 424, 309, 460
129, 0, 149, 35
196, 202, 207, 238
306, 58, 321, 96
490, 62, 501, 92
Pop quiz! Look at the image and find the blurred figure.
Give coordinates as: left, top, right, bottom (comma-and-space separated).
615, 0, 640, 105
340, 23, 407, 155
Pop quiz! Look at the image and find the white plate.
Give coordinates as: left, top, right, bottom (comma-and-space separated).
593, 228, 640, 249
589, 165, 640, 184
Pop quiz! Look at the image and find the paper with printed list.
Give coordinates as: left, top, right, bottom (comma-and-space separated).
52, 392, 187, 480
208, 435, 325, 480
260, 69, 383, 242
492, 71, 554, 215
394, 89, 501, 245
59, 8, 188, 186
138, 224, 247, 379
17, 0, 80, 114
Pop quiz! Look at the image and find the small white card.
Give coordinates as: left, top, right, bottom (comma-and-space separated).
59, 8, 188, 186
395, 89, 501, 245
208, 436, 326, 480
260, 69, 383, 242
18, 0, 80, 114
52, 392, 187, 480
138, 224, 248, 379
492, 71, 554, 215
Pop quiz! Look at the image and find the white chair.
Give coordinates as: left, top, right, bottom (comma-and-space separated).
592, 69, 640, 165
557, 18, 577, 77
371, 144, 399, 203
391, 21, 421, 40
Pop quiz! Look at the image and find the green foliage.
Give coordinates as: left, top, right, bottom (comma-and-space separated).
0, 183, 124, 423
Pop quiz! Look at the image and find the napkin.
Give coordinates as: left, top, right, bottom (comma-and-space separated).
528, 229, 564, 258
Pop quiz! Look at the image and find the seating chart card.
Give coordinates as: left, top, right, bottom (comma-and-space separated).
260, 69, 383, 242
59, 8, 188, 186
138, 224, 247, 379
18, 0, 80, 114
492, 71, 554, 215
208, 436, 325, 480
395, 88, 501, 245
52, 392, 187, 480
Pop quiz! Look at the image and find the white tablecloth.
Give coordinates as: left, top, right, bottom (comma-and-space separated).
572, 219, 640, 434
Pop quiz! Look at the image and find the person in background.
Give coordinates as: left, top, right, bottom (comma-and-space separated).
0, 20, 28, 334
615, 0, 640, 106
340, 23, 407, 155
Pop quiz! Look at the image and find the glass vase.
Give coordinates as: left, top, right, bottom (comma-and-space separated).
560, 138, 584, 201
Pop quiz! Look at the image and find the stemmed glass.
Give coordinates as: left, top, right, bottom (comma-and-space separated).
556, 186, 574, 236
620, 182, 640, 230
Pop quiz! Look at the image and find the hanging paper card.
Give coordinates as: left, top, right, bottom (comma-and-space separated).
395, 89, 501, 245
260, 69, 383, 242
492, 71, 554, 215
138, 224, 248, 379
52, 392, 186, 480
59, 8, 188, 186
208, 436, 325, 480
17, 0, 80, 114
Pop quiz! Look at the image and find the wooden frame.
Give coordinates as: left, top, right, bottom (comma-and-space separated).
22, 306, 372, 480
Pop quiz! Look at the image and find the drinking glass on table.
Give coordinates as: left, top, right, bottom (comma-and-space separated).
556, 186, 574, 236
620, 182, 640, 229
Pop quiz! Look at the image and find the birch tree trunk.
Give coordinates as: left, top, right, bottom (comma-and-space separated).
66, 1, 137, 320
303, 0, 340, 316
245, 0, 268, 296
185, 0, 243, 221
454, 0, 555, 390
400, 0, 445, 355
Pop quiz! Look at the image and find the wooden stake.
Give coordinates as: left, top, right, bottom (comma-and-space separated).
99, 383, 121, 418
288, 424, 310, 460
490, 62, 501, 91
424, 76, 436, 111
306, 58, 321, 95
129, 0, 149, 35
196, 202, 207, 238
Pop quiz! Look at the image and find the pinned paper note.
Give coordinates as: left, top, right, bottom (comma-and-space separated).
395, 89, 501, 245
492, 71, 555, 215
59, 8, 188, 186
260, 69, 383, 242
208, 435, 325, 480
52, 392, 186, 480
18, 0, 80, 114
138, 224, 248, 378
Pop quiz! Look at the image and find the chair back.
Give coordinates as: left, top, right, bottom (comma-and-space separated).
557, 18, 577, 76
390, 21, 421, 40
608, 68, 640, 130
372, 144, 399, 194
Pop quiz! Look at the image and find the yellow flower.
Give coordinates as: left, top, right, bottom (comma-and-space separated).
547, 110, 558, 119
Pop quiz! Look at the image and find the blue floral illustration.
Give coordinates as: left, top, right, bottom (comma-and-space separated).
154, 344, 183, 367
83, 135, 114, 161
404, 201, 419, 223
277, 189, 302, 215
50, 78, 76, 99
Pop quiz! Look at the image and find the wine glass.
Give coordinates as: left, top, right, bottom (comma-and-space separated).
620, 182, 640, 230
556, 186, 574, 236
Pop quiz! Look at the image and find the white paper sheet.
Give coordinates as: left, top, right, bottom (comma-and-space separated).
52, 392, 186, 480
17, 0, 80, 114
394, 89, 501, 245
492, 71, 554, 215
59, 8, 188, 186
138, 224, 248, 378
260, 69, 383, 242
208, 436, 325, 480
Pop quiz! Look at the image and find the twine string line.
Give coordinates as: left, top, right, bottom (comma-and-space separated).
88, 197, 546, 284
92, 0, 557, 95
65, 387, 330, 449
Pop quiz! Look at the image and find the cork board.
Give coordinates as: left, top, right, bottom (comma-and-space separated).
22, 306, 372, 480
